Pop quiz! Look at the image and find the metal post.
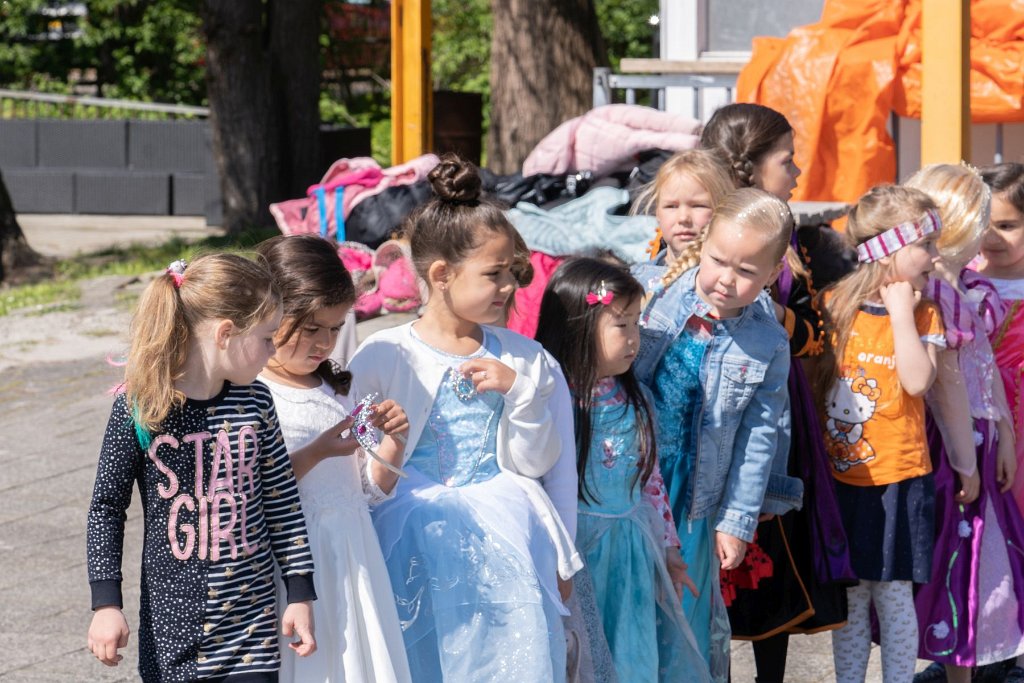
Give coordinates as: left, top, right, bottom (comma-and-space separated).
593, 67, 612, 108
390, 0, 432, 165
921, 0, 970, 165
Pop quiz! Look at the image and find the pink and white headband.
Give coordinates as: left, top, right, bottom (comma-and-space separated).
856, 210, 941, 263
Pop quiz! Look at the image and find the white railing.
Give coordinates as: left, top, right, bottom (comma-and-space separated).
593, 59, 744, 120
0, 88, 209, 120
595, 60, 1012, 175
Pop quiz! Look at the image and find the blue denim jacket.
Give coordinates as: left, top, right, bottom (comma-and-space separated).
630, 263, 803, 542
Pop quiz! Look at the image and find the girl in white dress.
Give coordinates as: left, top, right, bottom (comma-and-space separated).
257, 234, 413, 683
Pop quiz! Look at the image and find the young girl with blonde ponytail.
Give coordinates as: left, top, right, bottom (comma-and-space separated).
816, 185, 946, 683
86, 253, 318, 682
631, 187, 801, 682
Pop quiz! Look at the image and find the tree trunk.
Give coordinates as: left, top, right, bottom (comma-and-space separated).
0, 169, 45, 284
269, 0, 322, 198
200, 0, 322, 235
487, 0, 607, 174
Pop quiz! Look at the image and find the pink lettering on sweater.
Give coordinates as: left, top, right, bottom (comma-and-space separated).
168, 494, 196, 560
209, 491, 238, 561
148, 434, 180, 499
207, 430, 235, 498
159, 427, 265, 563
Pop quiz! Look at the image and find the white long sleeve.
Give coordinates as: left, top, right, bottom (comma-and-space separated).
540, 357, 578, 542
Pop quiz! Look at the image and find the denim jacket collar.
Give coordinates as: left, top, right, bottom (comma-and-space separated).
638, 263, 765, 336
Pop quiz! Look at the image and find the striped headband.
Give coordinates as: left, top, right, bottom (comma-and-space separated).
855, 210, 941, 263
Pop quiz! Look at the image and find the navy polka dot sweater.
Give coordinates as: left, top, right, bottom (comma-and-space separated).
87, 382, 317, 682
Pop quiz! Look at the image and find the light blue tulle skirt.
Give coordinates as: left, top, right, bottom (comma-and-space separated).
578, 505, 713, 683
371, 465, 566, 682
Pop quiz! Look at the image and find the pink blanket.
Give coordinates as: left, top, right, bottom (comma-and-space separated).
270, 154, 440, 238
522, 104, 702, 177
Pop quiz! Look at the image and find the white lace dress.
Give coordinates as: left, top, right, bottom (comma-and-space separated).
259, 375, 412, 683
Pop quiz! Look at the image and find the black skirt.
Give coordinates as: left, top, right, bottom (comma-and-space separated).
834, 473, 936, 583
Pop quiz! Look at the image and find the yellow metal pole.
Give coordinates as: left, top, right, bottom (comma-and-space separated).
391, 0, 432, 165
921, 0, 970, 166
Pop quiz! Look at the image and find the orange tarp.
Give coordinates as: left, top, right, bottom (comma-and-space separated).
736, 0, 1024, 204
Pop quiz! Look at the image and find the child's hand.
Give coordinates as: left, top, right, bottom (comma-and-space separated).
557, 575, 573, 602
370, 399, 409, 438
955, 470, 980, 504
87, 606, 130, 667
367, 399, 409, 493
311, 416, 358, 459
458, 358, 517, 395
665, 548, 698, 600
281, 600, 316, 657
714, 531, 748, 571
879, 282, 920, 321
997, 427, 1018, 494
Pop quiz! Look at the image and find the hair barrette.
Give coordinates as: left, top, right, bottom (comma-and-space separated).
585, 280, 614, 306
350, 393, 406, 478
166, 259, 188, 288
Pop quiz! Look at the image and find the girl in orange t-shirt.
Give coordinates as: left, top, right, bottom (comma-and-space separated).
815, 185, 946, 683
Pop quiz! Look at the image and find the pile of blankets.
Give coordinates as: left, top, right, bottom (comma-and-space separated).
269, 104, 703, 333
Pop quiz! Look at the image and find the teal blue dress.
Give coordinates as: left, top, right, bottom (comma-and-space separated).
576, 379, 712, 683
650, 325, 732, 682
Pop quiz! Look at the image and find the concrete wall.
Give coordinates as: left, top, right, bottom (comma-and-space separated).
0, 119, 217, 221
0, 119, 372, 225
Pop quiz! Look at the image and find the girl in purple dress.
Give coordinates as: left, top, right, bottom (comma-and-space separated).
906, 163, 1024, 683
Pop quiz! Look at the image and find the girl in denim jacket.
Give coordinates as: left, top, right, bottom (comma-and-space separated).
631, 188, 798, 682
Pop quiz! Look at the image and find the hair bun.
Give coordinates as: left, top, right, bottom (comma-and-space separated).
428, 153, 482, 204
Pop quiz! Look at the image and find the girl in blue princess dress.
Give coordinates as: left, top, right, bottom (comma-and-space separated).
347, 155, 581, 683
536, 257, 712, 683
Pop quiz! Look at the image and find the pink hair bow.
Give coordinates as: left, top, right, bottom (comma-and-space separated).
166, 259, 188, 288
586, 281, 614, 306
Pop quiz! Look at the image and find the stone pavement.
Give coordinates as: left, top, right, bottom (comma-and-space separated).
0, 215, 923, 681
16, 214, 222, 259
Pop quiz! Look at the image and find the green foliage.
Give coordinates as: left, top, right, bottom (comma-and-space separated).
596, 0, 659, 71
432, 0, 491, 94
0, 0, 205, 105
429, 0, 659, 143
0, 0, 657, 162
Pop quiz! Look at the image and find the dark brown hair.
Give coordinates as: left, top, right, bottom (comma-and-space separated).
405, 154, 533, 287
701, 103, 793, 188
980, 162, 1024, 215
535, 257, 656, 503
256, 234, 356, 394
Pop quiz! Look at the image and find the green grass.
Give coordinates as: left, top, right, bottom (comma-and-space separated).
0, 280, 81, 317
0, 226, 280, 318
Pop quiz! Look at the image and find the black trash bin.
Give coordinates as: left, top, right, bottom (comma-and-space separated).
433, 90, 483, 165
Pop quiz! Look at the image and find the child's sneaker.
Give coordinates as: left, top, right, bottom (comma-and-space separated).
912, 663, 946, 683
1004, 665, 1024, 683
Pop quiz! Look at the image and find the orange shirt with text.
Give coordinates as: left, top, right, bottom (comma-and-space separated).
822, 300, 945, 487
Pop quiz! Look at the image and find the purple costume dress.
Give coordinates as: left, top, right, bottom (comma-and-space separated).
915, 271, 1024, 666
